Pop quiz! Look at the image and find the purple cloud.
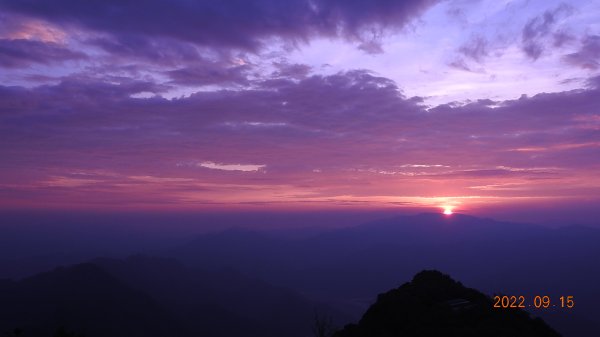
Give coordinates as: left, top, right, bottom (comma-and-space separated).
0, 38, 85, 68
2, 70, 597, 167
458, 36, 489, 63
166, 63, 250, 86
521, 4, 574, 60
89, 35, 203, 66
586, 75, 600, 89
0, 0, 438, 52
553, 30, 575, 47
564, 35, 600, 70
0, 0, 598, 217
357, 39, 384, 55
271, 62, 312, 79
1, 70, 598, 202
448, 58, 474, 72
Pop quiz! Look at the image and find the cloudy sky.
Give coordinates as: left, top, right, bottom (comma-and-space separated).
1, 0, 599, 223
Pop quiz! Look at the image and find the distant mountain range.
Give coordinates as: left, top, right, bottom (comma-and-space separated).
1, 212, 598, 336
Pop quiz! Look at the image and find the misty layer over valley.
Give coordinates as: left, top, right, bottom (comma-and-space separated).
1, 212, 598, 337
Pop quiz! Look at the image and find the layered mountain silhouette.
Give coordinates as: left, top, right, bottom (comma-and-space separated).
334, 270, 561, 337
0, 256, 346, 337
1, 213, 598, 337
0, 265, 564, 337
170, 213, 600, 336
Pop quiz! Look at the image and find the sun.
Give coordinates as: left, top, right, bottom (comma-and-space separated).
442, 206, 454, 215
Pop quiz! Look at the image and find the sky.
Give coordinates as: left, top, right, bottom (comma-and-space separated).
0, 0, 599, 224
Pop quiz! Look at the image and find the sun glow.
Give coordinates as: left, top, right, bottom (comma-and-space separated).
443, 206, 454, 215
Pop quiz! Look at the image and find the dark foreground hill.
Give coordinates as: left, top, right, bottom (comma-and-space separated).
0, 263, 178, 337
0, 256, 346, 337
334, 270, 561, 337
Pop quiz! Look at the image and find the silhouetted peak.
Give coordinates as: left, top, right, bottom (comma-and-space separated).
63, 262, 104, 275
188, 227, 275, 245
415, 212, 453, 219
213, 227, 265, 237
94, 254, 183, 269
410, 269, 460, 288
335, 270, 560, 337
372, 270, 481, 311
413, 212, 497, 225
20, 262, 113, 286
361, 212, 494, 230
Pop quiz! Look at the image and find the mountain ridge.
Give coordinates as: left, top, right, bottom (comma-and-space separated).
334, 270, 561, 337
